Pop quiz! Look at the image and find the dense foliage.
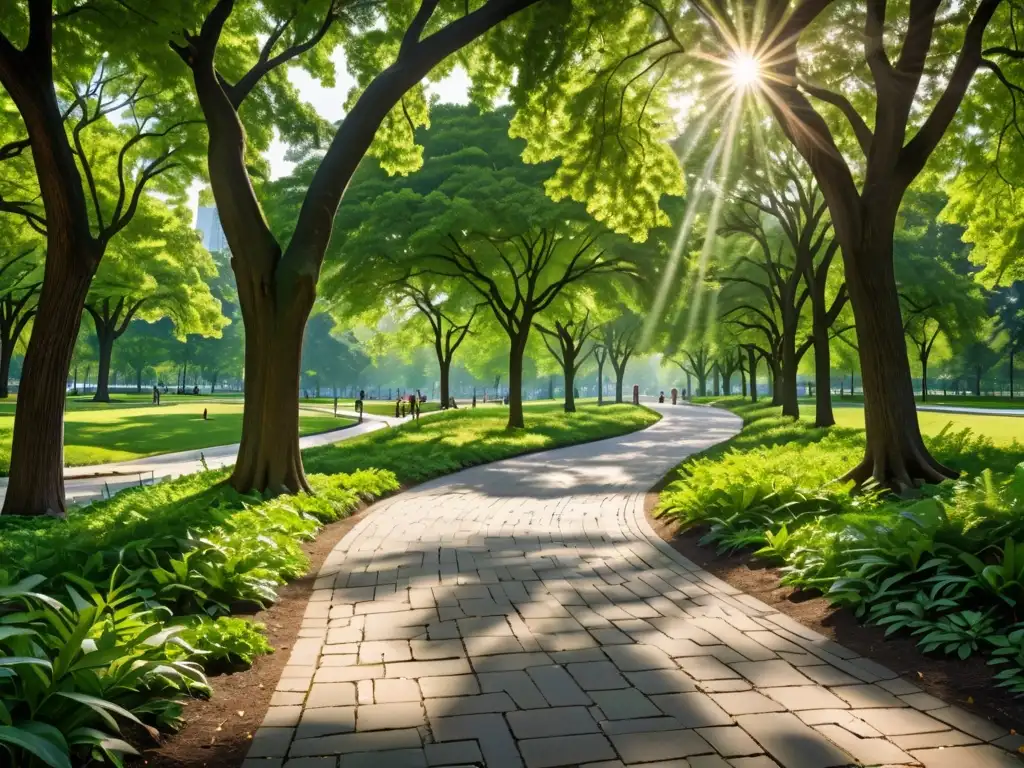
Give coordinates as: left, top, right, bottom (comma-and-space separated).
658, 398, 1024, 691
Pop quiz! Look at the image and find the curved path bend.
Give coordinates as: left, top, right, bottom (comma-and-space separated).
247, 405, 1021, 768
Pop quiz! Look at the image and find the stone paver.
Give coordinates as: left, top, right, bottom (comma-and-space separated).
252, 405, 1020, 768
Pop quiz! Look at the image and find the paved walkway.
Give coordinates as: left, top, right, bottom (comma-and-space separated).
246, 404, 1021, 768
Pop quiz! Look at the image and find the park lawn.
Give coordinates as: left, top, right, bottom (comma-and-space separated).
831, 393, 1024, 410
813, 402, 1024, 446
303, 401, 659, 484
0, 402, 351, 472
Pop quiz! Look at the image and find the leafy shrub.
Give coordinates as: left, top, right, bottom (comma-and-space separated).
658, 399, 1024, 690
172, 617, 272, 670
0, 575, 208, 768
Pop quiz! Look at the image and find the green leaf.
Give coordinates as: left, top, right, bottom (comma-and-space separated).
0, 725, 71, 768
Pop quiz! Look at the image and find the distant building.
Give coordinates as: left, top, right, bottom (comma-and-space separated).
196, 206, 229, 254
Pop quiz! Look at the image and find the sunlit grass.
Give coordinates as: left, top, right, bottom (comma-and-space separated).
303, 402, 660, 484
0, 402, 351, 473
810, 403, 1024, 447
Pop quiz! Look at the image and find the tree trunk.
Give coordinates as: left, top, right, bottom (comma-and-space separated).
686, 372, 692, 398
780, 333, 800, 419
697, 373, 707, 397
439, 357, 451, 408
507, 332, 527, 429
840, 232, 954, 489
2, 263, 93, 516
713, 365, 720, 396
747, 348, 758, 403
563, 363, 576, 413
210, 371, 218, 394
92, 328, 115, 403
136, 366, 143, 393
1011, 349, 1015, 399
974, 366, 981, 397
813, 331, 834, 428
230, 289, 314, 494
920, 352, 929, 402
0, 332, 12, 399
770, 360, 783, 406
614, 365, 625, 403
597, 358, 604, 406
740, 363, 747, 397
548, 374, 554, 401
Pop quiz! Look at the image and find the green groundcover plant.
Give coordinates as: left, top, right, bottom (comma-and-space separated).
658, 397, 1024, 694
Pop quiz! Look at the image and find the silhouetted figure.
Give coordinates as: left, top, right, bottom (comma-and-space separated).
193, 385, 200, 396
632, 384, 640, 405
152, 385, 160, 405
472, 391, 477, 408
449, 396, 458, 409
395, 398, 401, 418
202, 408, 208, 420
359, 389, 365, 401
658, 391, 665, 404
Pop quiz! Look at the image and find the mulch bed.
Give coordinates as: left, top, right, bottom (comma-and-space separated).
131, 504, 375, 768
644, 491, 1024, 732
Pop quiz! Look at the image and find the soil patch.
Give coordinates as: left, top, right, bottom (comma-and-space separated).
131, 504, 373, 768
644, 492, 1024, 731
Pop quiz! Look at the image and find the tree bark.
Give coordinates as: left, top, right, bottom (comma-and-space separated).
2, 263, 93, 516
230, 285, 314, 494
840, 234, 955, 489
747, 348, 758, 403
780, 332, 800, 418
770, 359, 783, 406
563, 363, 576, 413
614, 365, 625, 403
920, 352, 929, 402
92, 328, 115, 403
136, 366, 143, 393
713, 364, 720, 396
0, 331, 13, 399
813, 326, 835, 427
597, 357, 605, 406
439, 357, 451, 408
507, 332, 527, 429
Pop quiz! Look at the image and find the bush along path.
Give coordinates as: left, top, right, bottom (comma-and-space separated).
657, 397, 1024, 724
0, 403, 655, 767
244, 404, 1020, 768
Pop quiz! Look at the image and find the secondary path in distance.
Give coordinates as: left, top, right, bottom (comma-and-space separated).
247, 404, 1021, 768
0, 410, 390, 508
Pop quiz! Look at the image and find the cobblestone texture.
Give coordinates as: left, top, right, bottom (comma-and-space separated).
247, 404, 1020, 768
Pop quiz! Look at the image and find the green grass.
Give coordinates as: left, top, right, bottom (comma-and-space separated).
834, 393, 1024, 410
304, 402, 659, 484
820, 403, 1024, 446
0, 402, 352, 472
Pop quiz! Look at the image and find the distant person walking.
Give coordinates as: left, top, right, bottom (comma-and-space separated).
152, 385, 161, 405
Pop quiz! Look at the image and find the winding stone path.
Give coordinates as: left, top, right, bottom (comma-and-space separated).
245, 404, 1022, 768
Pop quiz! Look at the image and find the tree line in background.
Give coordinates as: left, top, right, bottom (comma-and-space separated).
2, 0, 1024, 516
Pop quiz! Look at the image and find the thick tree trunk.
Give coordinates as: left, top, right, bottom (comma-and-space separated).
813, 319, 835, 427
747, 348, 758, 403
439, 358, 451, 408
563, 363, 576, 413
548, 375, 554, 401
507, 333, 527, 429
597, 359, 604, 405
92, 330, 114, 403
697, 374, 707, 397
713, 365, 720, 396
210, 372, 219, 394
614, 366, 625, 403
722, 369, 732, 396
840, 232, 955, 489
2, 263, 93, 516
230, 287, 314, 495
740, 363, 747, 397
686, 372, 692, 398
